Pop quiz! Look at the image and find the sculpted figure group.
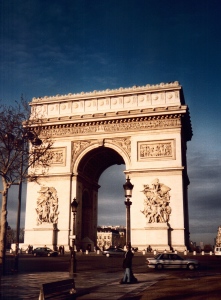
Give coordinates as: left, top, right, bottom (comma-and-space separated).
36, 186, 59, 225
141, 178, 172, 223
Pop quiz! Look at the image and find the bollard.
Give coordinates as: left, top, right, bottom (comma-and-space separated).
142, 250, 145, 255
153, 250, 157, 255
202, 251, 204, 255
97, 250, 100, 254
193, 251, 196, 255
184, 250, 187, 255
210, 251, 212, 255
86, 250, 89, 255
175, 250, 177, 254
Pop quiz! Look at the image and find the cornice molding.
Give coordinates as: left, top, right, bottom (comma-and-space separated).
31, 81, 181, 103
38, 105, 186, 126
124, 166, 184, 174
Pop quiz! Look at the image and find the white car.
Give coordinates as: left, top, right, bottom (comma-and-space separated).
102, 247, 126, 257
146, 253, 199, 270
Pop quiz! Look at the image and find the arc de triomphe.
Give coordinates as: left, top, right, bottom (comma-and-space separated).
23, 81, 192, 251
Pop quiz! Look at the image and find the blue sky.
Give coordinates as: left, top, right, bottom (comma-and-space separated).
1, 0, 221, 245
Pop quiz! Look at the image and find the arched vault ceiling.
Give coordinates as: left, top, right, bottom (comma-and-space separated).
77, 147, 125, 182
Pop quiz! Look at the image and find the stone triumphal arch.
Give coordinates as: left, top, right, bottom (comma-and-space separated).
24, 81, 192, 251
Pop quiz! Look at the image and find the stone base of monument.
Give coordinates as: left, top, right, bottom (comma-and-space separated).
144, 223, 170, 251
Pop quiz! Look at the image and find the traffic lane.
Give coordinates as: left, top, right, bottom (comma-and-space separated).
144, 253, 221, 271
5, 253, 221, 274
5, 255, 69, 273
5, 254, 221, 300
5, 253, 147, 274
138, 270, 221, 300
137, 256, 221, 300
194, 254, 221, 270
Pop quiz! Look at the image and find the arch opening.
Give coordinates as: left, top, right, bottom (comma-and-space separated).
98, 165, 126, 227
76, 147, 126, 248
77, 147, 125, 182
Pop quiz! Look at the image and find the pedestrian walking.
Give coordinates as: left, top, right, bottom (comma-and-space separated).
120, 243, 137, 284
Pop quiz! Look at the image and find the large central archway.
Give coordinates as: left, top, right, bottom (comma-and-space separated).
76, 147, 125, 244
77, 147, 125, 182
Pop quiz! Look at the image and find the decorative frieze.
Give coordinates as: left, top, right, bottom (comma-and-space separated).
30, 82, 181, 119
41, 115, 182, 138
138, 139, 175, 161
31, 91, 180, 117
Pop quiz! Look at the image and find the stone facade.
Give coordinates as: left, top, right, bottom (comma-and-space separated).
216, 226, 221, 246
97, 227, 125, 250
23, 81, 192, 251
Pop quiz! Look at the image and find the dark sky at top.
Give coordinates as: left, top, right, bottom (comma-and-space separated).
1, 0, 221, 245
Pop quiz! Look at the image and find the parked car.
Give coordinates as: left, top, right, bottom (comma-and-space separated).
32, 247, 58, 257
102, 247, 126, 257
146, 253, 199, 270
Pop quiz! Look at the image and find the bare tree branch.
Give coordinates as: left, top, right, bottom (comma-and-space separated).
0, 98, 54, 275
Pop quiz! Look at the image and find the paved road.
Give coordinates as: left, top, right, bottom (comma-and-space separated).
2, 253, 162, 299
2, 252, 221, 299
1, 270, 167, 299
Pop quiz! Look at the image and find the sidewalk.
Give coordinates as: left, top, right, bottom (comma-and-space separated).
1, 270, 165, 299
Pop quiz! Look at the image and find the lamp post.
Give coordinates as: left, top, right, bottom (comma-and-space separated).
123, 177, 134, 246
70, 198, 78, 276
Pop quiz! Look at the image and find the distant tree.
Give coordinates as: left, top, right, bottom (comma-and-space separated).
0, 99, 53, 274
203, 244, 213, 252
5, 226, 24, 250
19, 227, 25, 243
6, 225, 15, 249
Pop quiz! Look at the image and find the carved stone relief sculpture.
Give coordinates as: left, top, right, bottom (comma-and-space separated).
138, 140, 175, 161
140, 178, 172, 223
36, 186, 59, 225
216, 226, 221, 246
72, 137, 131, 165
50, 147, 66, 166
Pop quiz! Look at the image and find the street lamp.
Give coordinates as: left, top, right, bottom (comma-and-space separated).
70, 198, 78, 276
123, 176, 134, 246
